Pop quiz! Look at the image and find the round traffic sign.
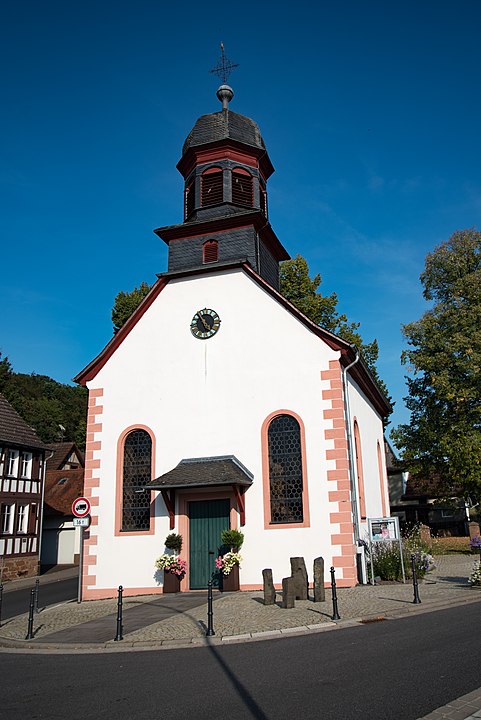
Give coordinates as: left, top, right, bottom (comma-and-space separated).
72, 497, 91, 518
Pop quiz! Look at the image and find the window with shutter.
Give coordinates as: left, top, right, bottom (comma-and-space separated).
232, 168, 253, 206
203, 240, 218, 263
201, 168, 223, 206
185, 178, 195, 219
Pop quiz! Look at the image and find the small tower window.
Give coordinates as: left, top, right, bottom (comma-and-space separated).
201, 167, 223, 207
232, 168, 253, 206
185, 177, 195, 219
203, 240, 218, 263
259, 181, 268, 218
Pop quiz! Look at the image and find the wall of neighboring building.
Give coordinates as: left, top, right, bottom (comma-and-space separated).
81, 268, 384, 598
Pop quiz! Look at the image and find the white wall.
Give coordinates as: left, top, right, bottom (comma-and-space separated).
346, 373, 389, 538
86, 268, 376, 591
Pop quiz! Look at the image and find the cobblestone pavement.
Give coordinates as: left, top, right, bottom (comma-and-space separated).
0, 554, 479, 650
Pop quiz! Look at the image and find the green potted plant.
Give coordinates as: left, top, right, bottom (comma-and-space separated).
220, 528, 244, 552
164, 533, 183, 554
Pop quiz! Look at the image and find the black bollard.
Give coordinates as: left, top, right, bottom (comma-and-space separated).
206, 580, 215, 636
411, 554, 421, 604
34, 578, 40, 613
114, 585, 123, 641
0, 583, 3, 628
330, 566, 341, 620
25, 588, 36, 640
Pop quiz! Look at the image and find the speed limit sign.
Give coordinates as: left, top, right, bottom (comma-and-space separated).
72, 497, 91, 518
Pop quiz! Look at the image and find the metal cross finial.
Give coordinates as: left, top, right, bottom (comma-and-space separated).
209, 42, 239, 84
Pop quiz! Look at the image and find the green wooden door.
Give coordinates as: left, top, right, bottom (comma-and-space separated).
189, 499, 230, 589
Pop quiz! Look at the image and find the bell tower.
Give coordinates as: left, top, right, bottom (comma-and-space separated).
154, 49, 289, 290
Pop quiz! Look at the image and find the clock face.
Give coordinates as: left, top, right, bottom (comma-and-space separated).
190, 308, 221, 339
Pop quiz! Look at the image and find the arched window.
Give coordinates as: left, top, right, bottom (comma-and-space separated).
185, 177, 195, 219
232, 168, 253, 206
203, 239, 218, 263
122, 429, 152, 531
377, 441, 388, 516
353, 420, 366, 519
201, 167, 223, 206
268, 414, 304, 524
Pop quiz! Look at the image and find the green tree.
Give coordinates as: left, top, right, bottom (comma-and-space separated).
0, 352, 13, 392
391, 229, 481, 498
280, 255, 390, 403
0, 357, 88, 449
112, 282, 152, 333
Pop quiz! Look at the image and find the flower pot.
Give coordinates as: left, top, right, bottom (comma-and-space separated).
163, 570, 181, 593
222, 563, 240, 592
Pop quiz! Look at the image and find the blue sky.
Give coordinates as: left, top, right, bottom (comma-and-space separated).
1, 0, 480, 443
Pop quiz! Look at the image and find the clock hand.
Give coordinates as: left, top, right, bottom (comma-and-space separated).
199, 313, 210, 331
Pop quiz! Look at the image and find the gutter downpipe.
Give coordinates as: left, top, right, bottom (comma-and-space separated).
341, 347, 367, 584
37, 449, 54, 575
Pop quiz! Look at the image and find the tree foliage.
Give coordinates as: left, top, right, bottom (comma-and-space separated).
0, 353, 88, 449
112, 282, 152, 333
280, 255, 391, 404
391, 229, 481, 499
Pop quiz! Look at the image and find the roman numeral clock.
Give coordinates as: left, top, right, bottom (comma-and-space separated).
190, 308, 221, 339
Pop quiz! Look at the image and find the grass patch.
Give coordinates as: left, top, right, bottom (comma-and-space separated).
431, 536, 472, 555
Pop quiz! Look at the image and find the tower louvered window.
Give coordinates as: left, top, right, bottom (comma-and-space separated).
268, 414, 303, 524
203, 239, 218, 263
185, 177, 195, 219
201, 168, 223, 206
122, 430, 152, 531
259, 181, 268, 218
232, 168, 253, 206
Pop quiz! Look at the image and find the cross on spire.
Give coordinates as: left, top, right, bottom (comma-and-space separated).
209, 43, 239, 85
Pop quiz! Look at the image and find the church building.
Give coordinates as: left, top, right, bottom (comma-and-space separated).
74, 79, 391, 600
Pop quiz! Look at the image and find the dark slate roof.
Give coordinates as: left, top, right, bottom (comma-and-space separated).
146, 455, 254, 490
182, 110, 265, 155
46, 442, 85, 470
0, 393, 47, 450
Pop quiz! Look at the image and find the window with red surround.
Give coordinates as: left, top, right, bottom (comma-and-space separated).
353, 420, 366, 519
121, 429, 152, 532
268, 414, 304, 524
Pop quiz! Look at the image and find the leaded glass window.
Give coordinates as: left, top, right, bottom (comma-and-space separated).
268, 414, 303, 524
122, 430, 152, 531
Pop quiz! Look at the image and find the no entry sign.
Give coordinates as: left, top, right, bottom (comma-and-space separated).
72, 497, 91, 518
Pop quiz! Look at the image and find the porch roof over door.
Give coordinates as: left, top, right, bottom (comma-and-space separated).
145, 455, 253, 490
144, 456, 253, 529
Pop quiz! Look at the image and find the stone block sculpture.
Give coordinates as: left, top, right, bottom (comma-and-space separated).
281, 576, 295, 609
290, 557, 309, 600
313, 556, 325, 602
262, 568, 276, 605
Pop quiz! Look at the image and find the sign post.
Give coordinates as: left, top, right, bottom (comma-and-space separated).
72, 497, 91, 603
367, 516, 405, 585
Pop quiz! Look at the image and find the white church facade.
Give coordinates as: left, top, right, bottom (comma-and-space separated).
75, 83, 390, 600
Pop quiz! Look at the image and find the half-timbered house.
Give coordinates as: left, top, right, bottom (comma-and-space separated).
0, 393, 47, 580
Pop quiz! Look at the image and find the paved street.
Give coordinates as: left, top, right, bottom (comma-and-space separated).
2, 602, 481, 720
1, 567, 78, 621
